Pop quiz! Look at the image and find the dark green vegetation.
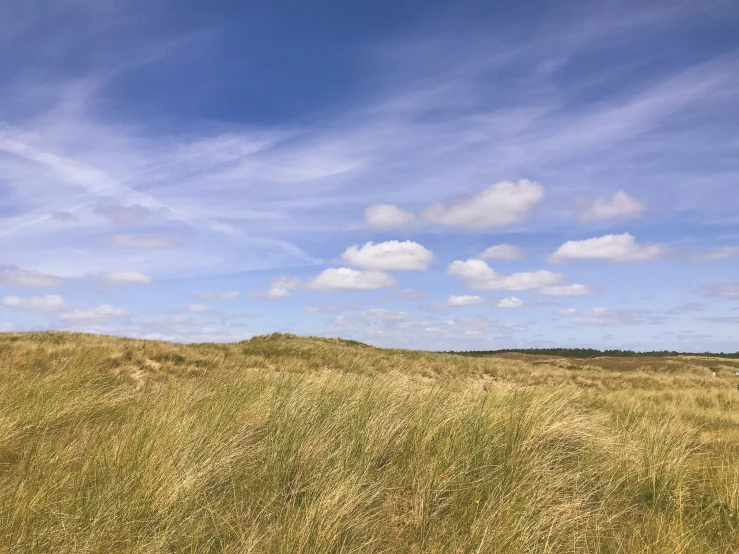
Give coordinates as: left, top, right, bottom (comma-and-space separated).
448, 347, 739, 359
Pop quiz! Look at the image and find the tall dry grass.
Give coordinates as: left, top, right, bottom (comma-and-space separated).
0, 332, 738, 552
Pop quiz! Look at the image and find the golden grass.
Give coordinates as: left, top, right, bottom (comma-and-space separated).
0, 331, 738, 553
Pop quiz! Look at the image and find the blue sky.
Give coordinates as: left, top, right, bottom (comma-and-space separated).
1, 0, 738, 351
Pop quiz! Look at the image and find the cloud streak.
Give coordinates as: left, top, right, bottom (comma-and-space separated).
1, 295, 65, 311
558, 308, 650, 326
0, 266, 64, 287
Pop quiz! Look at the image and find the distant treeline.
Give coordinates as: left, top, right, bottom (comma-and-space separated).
441, 348, 739, 359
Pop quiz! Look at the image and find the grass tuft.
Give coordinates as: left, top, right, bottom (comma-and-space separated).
1, 332, 738, 552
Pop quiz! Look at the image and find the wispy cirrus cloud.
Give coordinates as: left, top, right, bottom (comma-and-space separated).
0, 1, 737, 350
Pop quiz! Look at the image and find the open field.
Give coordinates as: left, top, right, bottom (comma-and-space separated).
1, 332, 739, 553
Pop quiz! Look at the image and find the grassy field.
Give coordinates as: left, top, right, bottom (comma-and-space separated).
1, 332, 738, 553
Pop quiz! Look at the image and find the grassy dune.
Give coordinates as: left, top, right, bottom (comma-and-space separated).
1, 332, 738, 553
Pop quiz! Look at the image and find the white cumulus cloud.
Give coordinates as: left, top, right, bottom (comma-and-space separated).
419, 179, 545, 230
576, 190, 647, 222
497, 296, 524, 308
306, 268, 395, 291
255, 276, 302, 300
341, 240, 434, 271
364, 204, 415, 229
448, 259, 563, 290
548, 233, 670, 263
1, 294, 65, 310
187, 304, 210, 313
477, 244, 525, 261
538, 284, 592, 296
447, 295, 485, 306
